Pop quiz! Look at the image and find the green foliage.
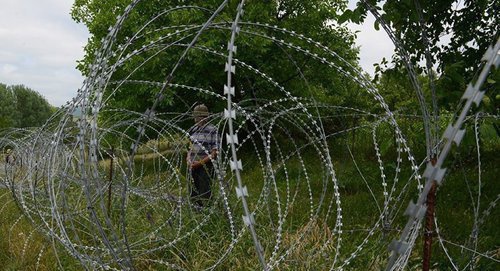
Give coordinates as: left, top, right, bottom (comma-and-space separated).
343, 0, 499, 111
2, 124, 499, 269
0, 83, 54, 129
71, 0, 359, 115
0, 190, 81, 270
376, 67, 419, 112
344, 0, 498, 73
11, 85, 54, 128
0, 83, 18, 128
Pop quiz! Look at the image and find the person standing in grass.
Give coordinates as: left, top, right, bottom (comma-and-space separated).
186, 104, 218, 207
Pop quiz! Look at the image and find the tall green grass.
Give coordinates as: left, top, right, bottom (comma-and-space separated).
1, 135, 498, 270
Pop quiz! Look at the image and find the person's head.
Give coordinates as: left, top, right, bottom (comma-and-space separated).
6, 149, 11, 154
193, 104, 209, 125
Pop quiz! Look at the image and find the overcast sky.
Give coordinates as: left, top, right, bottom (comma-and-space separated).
0, 0, 394, 107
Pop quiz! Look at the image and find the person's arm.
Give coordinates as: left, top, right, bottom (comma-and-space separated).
210, 148, 218, 159
191, 150, 216, 169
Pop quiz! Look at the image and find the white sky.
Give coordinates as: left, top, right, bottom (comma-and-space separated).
0, 0, 88, 107
0, 0, 394, 107
347, 0, 396, 76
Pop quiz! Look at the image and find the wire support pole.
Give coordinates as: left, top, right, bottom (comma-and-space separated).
385, 37, 499, 271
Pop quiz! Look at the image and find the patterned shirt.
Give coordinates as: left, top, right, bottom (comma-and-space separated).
188, 124, 219, 162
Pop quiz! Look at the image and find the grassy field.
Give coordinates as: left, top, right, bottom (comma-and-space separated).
0, 138, 499, 270
0, 188, 82, 270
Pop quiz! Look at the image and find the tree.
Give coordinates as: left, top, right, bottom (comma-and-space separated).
71, 0, 361, 116
11, 85, 54, 128
0, 83, 18, 129
341, 0, 499, 110
0, 83, 54, 129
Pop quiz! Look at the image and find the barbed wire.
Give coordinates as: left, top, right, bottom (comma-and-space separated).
0, 1, 498, 270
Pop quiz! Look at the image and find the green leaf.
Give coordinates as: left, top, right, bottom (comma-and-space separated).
338, 9, 353, 24
480, 123, 498, 140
